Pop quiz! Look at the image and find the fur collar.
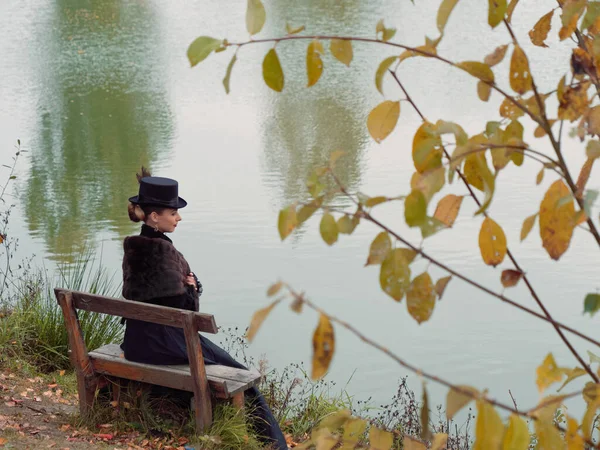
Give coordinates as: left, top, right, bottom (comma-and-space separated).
122, 235, 191, 301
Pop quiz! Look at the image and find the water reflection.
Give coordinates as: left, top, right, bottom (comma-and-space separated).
24, 0, 174, 261
259, 0, 373, 209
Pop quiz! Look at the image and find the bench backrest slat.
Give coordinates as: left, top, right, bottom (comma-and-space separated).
54, 288, 217, 334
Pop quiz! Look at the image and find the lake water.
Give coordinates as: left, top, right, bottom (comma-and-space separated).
1, 0, 599, 419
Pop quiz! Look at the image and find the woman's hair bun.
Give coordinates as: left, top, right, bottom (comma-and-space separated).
127, 202, 146, 223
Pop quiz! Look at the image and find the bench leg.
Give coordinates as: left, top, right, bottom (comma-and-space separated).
231, 392, 244, 410
77, 371, 99, 417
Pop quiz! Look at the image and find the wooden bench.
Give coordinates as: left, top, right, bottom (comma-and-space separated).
54, 288, 261, 432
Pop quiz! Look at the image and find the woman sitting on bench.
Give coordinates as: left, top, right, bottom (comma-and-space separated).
121, 170, 287, 450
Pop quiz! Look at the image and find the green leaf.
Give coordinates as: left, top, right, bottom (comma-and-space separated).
375, 56, 398, 95
337, 215, 360, 234
330, 39, 353, 67
366, 232, 392, 266
584, 190, 598, 219
222, 53, 237, 94
246, 0, 266, 35
297, 201, 320, 224
434, 120, 469, 145
457, 61, 494, 83
278, 205, 297, 240
187, 36, 223, 67
263, 48, 284, 92
584, 293, 600, 316
365, 196, 389, 207
405, 190, 427, 227
583, 2, 600, 29
320, 212, 339, 246
488, 0, 507, 29
437, 0, 460, 34
407, 273, 436, 324
420, 384, 431, 439
420, 216, 448, 239
367, 101, 400, 143
307, 40, 324, 87
379, 249, 412, 301
589, 351, 600, 365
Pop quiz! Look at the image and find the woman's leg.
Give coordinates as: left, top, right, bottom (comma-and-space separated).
200, 335, 288, 450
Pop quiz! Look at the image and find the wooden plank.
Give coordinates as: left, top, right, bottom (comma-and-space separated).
92, 345, 258, 395
89, 350, 233, 399
55, 291, 98, 418
183, 314, 213, 431
54, 288, 217, 334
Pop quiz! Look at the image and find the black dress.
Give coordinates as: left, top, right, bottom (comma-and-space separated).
121, 225, 287, 450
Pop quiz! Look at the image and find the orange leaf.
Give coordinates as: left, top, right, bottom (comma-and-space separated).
501, 269, 523, 288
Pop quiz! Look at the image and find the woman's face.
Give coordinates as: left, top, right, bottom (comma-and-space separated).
150, 208, 181, 233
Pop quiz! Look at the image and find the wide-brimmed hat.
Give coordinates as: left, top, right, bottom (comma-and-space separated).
129, 176, 187, 209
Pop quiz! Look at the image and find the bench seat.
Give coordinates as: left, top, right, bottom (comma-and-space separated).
89, 344, 261, 399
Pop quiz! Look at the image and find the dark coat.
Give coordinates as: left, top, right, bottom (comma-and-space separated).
120, 225, 200, 364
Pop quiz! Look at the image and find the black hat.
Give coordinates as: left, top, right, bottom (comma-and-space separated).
129, 176, 187, 209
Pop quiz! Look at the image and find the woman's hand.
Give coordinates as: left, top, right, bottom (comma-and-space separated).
185, 272, 197, 289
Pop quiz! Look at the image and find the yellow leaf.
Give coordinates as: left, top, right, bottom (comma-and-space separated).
187, 36, 223, 67
412, 122, 443, 173
407, 272, 436, 324
499, 97, 525, 120
500, 269, 523, 288
402, 437, 426, 450
588, 105, 600, 135
431, 434, 448, 450
565, 416, 585, 450
367, 101, 400, 143
310, 428, 338, 450
539, 180, 575, 260
320, 212, 339, 246
246, 0, 266, 35
263, 48, 284, 92
290, 296, 303, 313
278, 204, 297, 240
433, 194, 463, 227
341, 418, 367, 448
582, 394, 600, 439
311, 314, 335, 380
330, 39, 353, 67
286, 23, 305, 35
297, 200, 319, 225
586, 140, 600, 159
502, 414, 529, 450
488, 0, 507, 28
379, 248, 412, 301
376, 19, 396, 42
479, 217, 507, 267
509, 46, 532, 95
536, 353, 564, 393
507, 0, 519, 22
558, 367, 587, 392
411, 167, 445, 202
319, 409, 351, 431
575, 158, 594, 197
457, 61, 495, 83
520, 213, 537, 241
484, 44, 509, 66
559, 1, 584, 41
477, 81, 491, 101
533, 397, 564, 448
529, 10, 554, 47
536, 168, 544, 185
366, 232, 392, 266
369, 425, 393, 450
307, 40, 324, 87
246, 299, 281, 342
437, 0, 460, 33
375, 56, 398, 95
559, 83, 590, 122
329, 150, 345, 167
435, 276, 452, 299
473, 401, 504, 450
267, 281, 283, 296
446, 385, 478, 420
464, 155, 485, 191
